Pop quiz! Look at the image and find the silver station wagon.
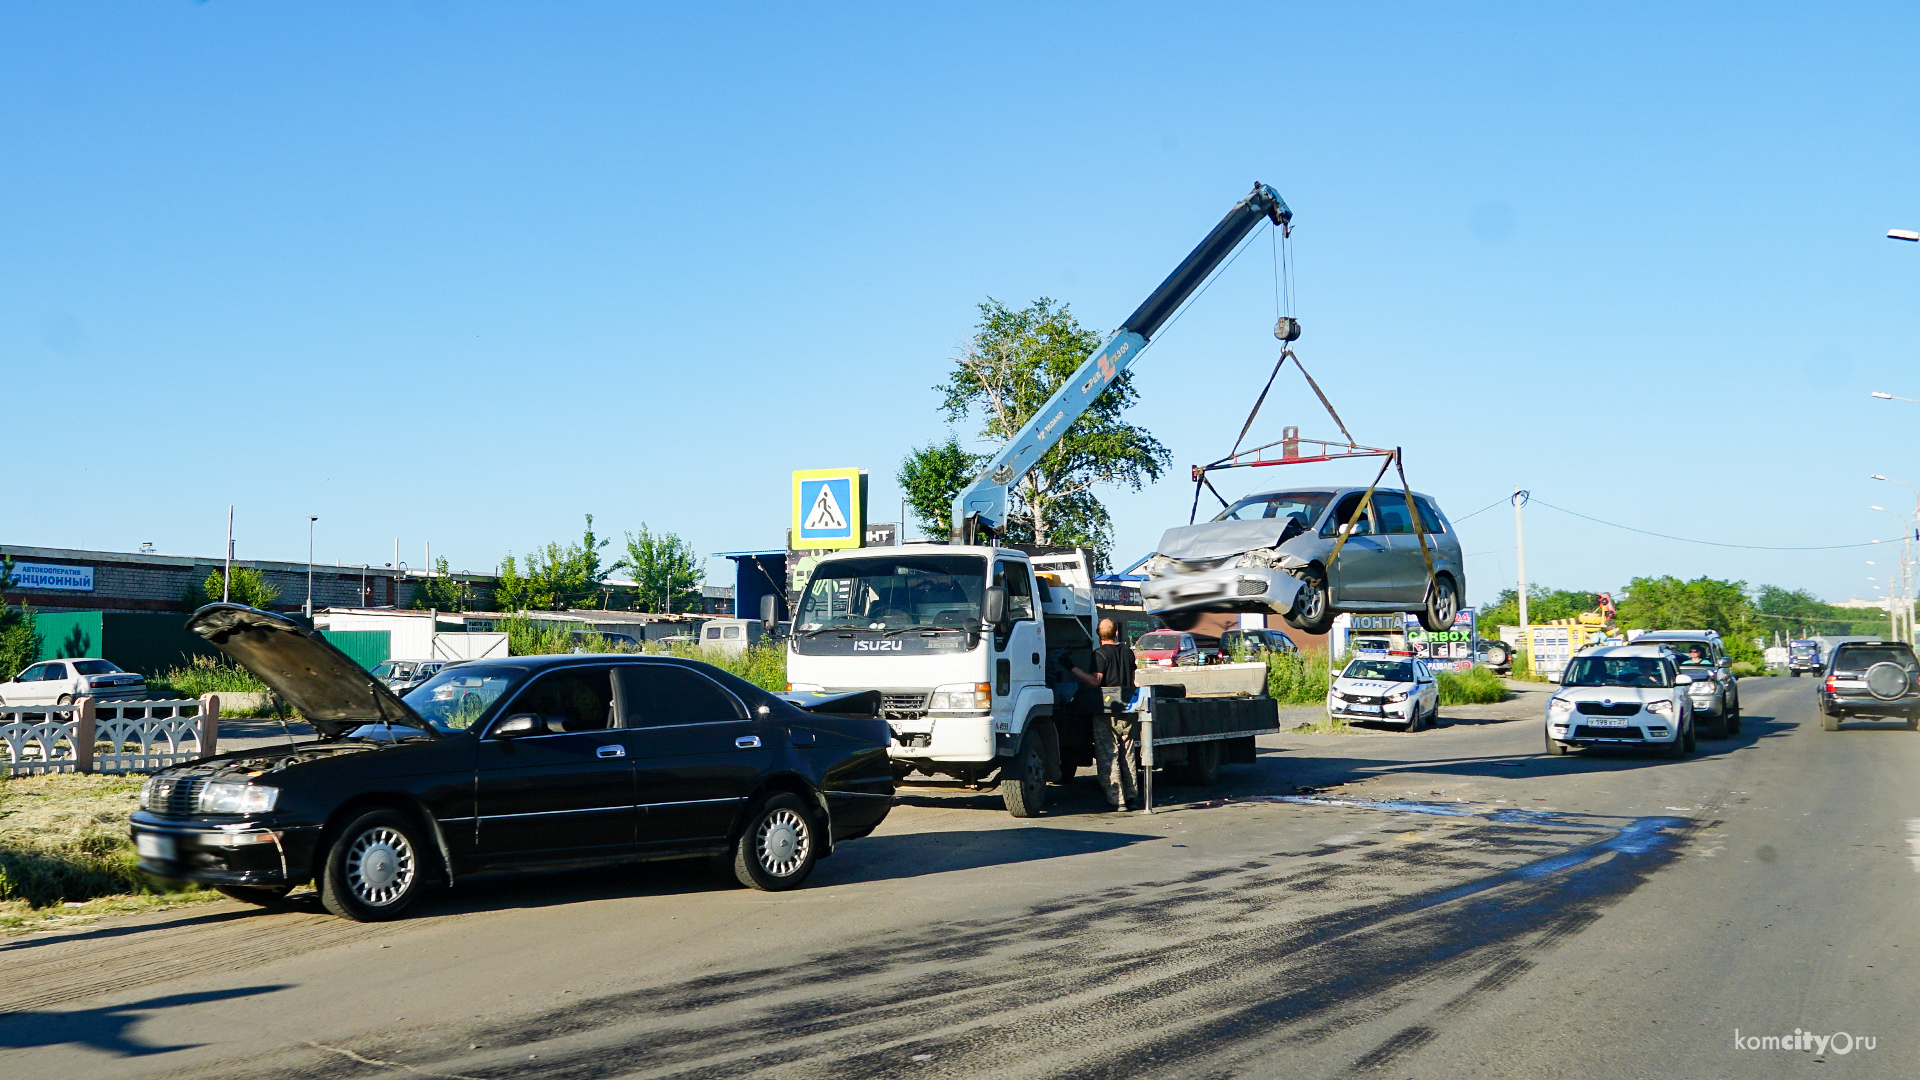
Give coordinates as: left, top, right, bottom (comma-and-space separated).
1142, 486, 1466, 634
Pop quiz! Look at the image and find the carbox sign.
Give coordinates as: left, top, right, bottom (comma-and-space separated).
9, 562, 94, 591
791, 468, 866, 551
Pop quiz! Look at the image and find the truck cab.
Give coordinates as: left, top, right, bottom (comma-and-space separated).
784, 545, 1097, 815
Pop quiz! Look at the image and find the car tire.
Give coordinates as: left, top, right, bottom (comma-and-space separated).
1907, 712, 1919, 732
1703, 712, 1728, 739
56, 694, 73, 706
215, 884, 294, 907
999, 730, 1050, 818
1418, 575, 1460, 634
1160, 610, 1200, 632
1683, 716, 1697, 752
1545, 731, 1568, 756
319, 810, 427, 922
732, 792, 820, 891
1285, 566, 1333, 635
1821, 712, 1840, 732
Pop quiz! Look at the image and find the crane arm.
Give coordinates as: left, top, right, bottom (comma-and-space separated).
950, 182, 1291, 544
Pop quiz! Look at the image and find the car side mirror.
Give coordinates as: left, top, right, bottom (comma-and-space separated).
1338, 523, 1354, 536
982, 586, 1008, 627
491, 714, 542, 739
1675, 675, 1693, 686
759, 593, 778, 626
1717, 658, 1731, 669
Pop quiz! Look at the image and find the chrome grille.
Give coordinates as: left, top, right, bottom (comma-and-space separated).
881, 693, 929, 719
149, 777, 207, 816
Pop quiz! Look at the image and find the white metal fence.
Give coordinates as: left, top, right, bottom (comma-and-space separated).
0, 695, 220, 777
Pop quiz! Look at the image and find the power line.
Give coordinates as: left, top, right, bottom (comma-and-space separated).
1448, 495, 1514, 525
1526, 496, 1900, 551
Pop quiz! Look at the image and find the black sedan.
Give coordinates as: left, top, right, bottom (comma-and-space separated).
130, 605, 894, 921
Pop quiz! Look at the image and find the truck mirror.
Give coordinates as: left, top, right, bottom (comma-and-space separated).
982, 586, 1008, 627
759, 593, 778, 626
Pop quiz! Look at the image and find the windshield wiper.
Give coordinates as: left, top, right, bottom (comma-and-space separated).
882, 625, 954, 637
798, 626, 863, 639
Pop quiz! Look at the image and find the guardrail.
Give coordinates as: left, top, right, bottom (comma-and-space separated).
0, 695, 220, 777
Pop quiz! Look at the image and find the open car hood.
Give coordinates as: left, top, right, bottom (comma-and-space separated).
185, 604, 436, 738
1157, 519, 1298, 561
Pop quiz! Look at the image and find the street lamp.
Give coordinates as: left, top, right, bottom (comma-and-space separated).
1870, 477, 1920, 644
306, 516, 318, 619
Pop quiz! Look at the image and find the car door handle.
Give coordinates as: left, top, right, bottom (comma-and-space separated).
597, 745, 626, 759
735, 736, 762, 749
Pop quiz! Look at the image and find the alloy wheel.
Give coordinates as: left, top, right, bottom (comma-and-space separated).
345, 826, 416, 908
756, 808, 812, 878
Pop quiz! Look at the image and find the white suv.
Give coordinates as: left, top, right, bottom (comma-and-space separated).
1544, 645, 1695, 758
0, 658, 149, 706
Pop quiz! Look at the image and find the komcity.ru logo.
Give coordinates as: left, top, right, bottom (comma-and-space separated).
1732, 1029, 1876, 1055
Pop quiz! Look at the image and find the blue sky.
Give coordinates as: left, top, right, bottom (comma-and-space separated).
6, 3, 1919, 609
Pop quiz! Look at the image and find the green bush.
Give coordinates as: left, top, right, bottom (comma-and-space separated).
1730, 660, 1765, 677
662, 643, 788, 692
146, 654, 269, 698
1265, 650, 1337, 705
1437, 665, 1507, 704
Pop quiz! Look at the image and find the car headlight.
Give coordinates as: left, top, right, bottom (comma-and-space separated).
1143, 555, 1174, 576
1328, 689, 1346, 701
1645, 700, 1676, 715
1688, 683, 1714, 696
196, 782, 279, 815
928, 682, 992, 711
1386, 691, 1409, 703
1548, 697, 1574, 713
139, 775, 162, 810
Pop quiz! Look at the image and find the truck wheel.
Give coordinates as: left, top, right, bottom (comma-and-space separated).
215, 884, 294, 907
1791, 670, 1800, 678
1183, 741, 1222, 786
732, 793, 819, 891
999, 731, 1049, 818
1821, 712, 1840, 732
1285, 567, 1333, 635
319, 810, 427, 921
1418, 575, 1459, 634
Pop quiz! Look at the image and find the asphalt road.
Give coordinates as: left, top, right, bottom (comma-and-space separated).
3, 676, 1915, 1079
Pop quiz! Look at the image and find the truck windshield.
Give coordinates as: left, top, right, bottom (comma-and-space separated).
1562, 657, 1672, 688
795, 555, 987, 632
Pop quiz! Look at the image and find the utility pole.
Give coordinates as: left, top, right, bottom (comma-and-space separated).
1512, 489, 1530, 668
223, 505, 234, 602
306, 516, 318, 618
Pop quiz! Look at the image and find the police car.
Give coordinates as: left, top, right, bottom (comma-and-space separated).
1327, 651, 1441, 731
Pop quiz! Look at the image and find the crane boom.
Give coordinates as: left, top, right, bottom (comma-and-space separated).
950, 182, 1292, 544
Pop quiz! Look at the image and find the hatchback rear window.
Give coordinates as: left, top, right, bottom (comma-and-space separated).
1834, 647, 1917, 670
1137, 633, 1184, 650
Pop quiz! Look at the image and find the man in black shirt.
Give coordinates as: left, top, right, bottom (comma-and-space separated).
1067, 619, 1140, 811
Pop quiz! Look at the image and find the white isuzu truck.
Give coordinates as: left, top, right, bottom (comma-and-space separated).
784, 546, 1099, 817
784, 184, 1298, 816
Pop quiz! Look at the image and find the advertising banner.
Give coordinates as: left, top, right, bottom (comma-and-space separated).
9, 562, 94, 591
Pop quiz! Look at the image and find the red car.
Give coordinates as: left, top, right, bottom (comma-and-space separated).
1134, 631, 1219, 667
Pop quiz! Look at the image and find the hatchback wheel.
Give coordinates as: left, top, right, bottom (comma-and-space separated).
1286, 567, 1333, 635
732, 792, 819, 891
320, 810, 426, 921
1418, 575, 1459, 634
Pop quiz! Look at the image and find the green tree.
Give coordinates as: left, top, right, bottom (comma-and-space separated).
1752, 585, 1877, 638
623, 524, 703, 614
921, 297, 1172, 559
185, 566, 281, 610
0, 556, 39, 680
496, 515, 613, 611
898, 434, 982, 539
1473, 586, 1599, 633
1616, 575, 1765, 663
408, 558, 469, 612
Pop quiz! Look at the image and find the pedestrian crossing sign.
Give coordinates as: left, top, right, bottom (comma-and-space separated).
791, 468, 866, 550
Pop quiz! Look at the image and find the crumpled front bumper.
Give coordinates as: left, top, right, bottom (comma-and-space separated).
1143, 567, 1304, 616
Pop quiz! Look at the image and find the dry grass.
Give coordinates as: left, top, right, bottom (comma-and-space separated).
0, 772, 215, 935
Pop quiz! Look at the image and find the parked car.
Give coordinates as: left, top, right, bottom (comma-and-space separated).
1327, 653, 1440, 730
1476, 639, 1514, 674
1134, 630, 1211, 667
0, 658, 147, 705
1141, 486, 1466, 636
130, 604, 895, 921
1631, 629, 1740, 737
1817, 640, 1920, 730
1544, 645, 1696, 757
1219, 627, 1298, 659
369, 659, 456, 695
1787, 639, 1822, 677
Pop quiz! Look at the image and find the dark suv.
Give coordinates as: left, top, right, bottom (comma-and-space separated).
1818, 640, 1920, 731
130, 605, 894, 920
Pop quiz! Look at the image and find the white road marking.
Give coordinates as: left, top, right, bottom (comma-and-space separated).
1907, 819, 1920, 875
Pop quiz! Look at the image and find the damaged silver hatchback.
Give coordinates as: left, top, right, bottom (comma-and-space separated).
1141, 487, 1465, 635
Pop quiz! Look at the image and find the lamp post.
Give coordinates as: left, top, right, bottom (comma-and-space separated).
306, 516, 318, 619
1870, 474, 1920, 645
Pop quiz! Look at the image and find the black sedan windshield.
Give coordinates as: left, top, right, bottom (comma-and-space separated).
403, 665, 527, 733
1563, 657, 1672, 688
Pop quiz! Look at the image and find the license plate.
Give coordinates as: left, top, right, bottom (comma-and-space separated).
135, 833, 176, 861
1173, 584, 1221, 598
1346, 704, 1382, 714
1585, 716, 1629, 727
